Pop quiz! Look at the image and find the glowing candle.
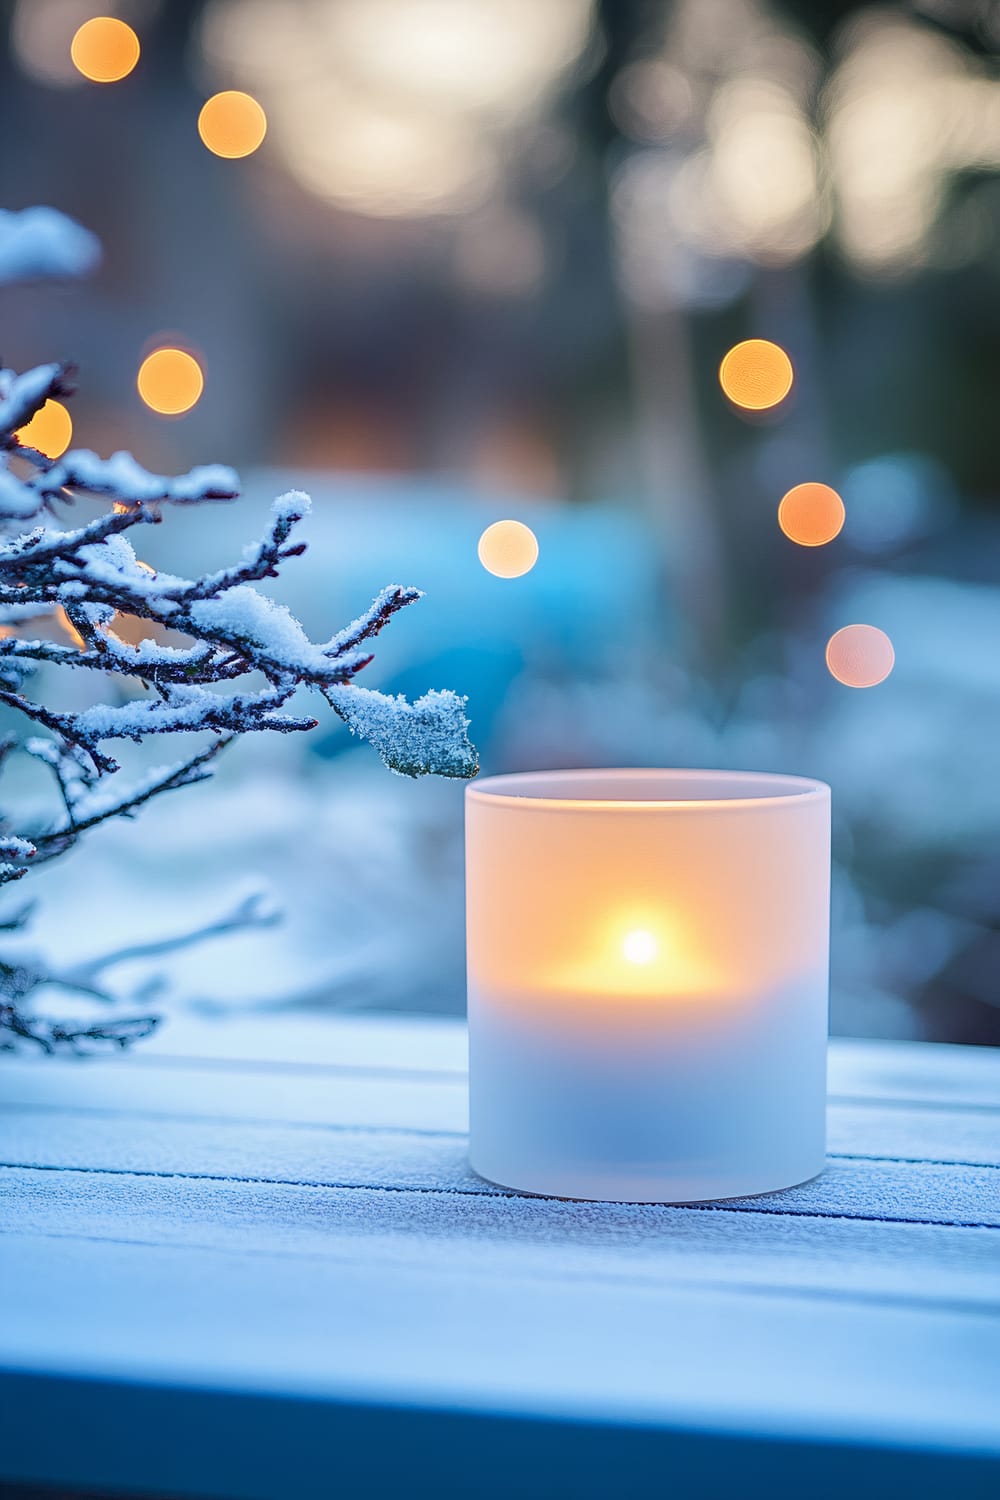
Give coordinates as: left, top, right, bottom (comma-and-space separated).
466, 769, 830, 1202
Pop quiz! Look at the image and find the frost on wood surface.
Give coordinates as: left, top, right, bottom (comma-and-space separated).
0, 233, 477, 1051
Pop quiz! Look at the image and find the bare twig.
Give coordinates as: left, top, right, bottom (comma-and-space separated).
27, 735, 233, 860
0, 1002, 158, 1054
54, 890, 280, 993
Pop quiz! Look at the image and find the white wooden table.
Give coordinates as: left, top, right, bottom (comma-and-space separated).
1, 1015, 999, 1499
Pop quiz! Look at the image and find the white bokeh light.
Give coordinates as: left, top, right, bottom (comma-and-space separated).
199, 0, 593, 218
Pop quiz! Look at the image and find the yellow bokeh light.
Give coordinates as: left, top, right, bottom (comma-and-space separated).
826, 624, 895, 688
778, 482, 846, 547
137, 348, 204, 415
70, 16, 139, 84
198, 91, 268, 159
719, 339, 794, 411
622, 929, 658, 965
15, 399, 73, 459
477, 519, 539, 578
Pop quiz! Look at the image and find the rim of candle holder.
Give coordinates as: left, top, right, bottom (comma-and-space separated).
466, 768, 830, 811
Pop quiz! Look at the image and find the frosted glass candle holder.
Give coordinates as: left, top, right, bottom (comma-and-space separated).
466, 769, 831, 1203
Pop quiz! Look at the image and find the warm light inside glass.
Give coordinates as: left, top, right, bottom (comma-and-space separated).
70, 17, 140, 83
198, 91, 268, 159
468, 769, 830, 1010
137, 348, 204, 415
622, 929, 658, 965
778, 482, 845, 546
477, 519, 539, 578
555, 921, 717, 1002
466, 768, 831, 1201
825, 624, 895, 687
15, 399, 72, 459
719, 339, 794, 410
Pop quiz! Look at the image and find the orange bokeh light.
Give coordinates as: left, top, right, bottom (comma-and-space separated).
15, 399, 73, 459
719, 339, 794, 411
137, 348, 204, 415
70, 17, 140, 83
198, 91, 267, 159
57, 606, 86, 649
826, 625, 895, 688
478, 520, 539, 578
778, 482, 846, 547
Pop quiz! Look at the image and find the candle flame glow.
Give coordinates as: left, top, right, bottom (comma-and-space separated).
543, 911, 725, 1002
622, 929, 658, 965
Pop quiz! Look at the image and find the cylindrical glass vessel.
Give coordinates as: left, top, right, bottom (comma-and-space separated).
466, 769, 830, 1202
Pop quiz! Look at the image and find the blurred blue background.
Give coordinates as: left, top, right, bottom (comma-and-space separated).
2, 0, 999, 1043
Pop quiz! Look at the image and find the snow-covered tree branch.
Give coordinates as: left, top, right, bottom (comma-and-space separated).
0, 207, 477, 1053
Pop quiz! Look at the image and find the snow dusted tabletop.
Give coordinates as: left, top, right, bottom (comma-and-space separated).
1, 1016, 999, 1500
